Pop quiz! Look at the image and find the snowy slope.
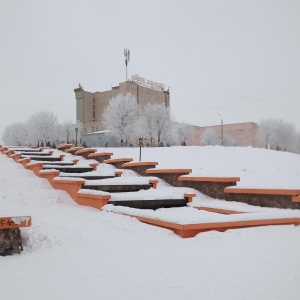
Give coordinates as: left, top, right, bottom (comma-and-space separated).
1, 146, 300, 300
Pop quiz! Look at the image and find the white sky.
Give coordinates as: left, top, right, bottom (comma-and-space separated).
1, 0, 300, 137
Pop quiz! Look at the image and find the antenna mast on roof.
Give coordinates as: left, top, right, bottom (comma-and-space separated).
124, 47, 130, 81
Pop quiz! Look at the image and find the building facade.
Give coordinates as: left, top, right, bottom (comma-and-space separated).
188, 122, 262, 147
74, 76, 170, 134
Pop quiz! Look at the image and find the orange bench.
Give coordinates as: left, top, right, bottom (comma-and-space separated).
0, 215, 32, 255
103, 158, 133, 169
145, 169, 192, 186
103, 209, 300, 238
224, 187, 300, 209
76, 191, 111, 209
57, 143, 73, 151
178, 176, 240, 199
88, 152, 113, 163
122, 161, 159, 176
65, 147, 84, 154
75, 148, 97, 159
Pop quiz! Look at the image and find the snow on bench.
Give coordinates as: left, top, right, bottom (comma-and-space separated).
178, 176, 240, 199
103, 158, 133, 169
57, 143, 73, 151
145, 169, 192, 186
74, 148, 97, 159
122, 161, 159, 176
87, 152, 113, 163
224, 187, 300, 209
1, 204, 31, 256
102, 204, 300, 238
64, 147, 84, 154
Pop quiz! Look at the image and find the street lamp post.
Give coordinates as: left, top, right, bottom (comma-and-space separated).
139, 137, 143, 161
75, 128, 78, 147
219, 114, 224, 146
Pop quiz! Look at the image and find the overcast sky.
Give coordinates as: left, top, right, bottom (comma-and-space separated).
1, 0, 300, 138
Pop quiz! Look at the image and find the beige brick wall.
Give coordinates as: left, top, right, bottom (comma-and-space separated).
188, 122, 263, 147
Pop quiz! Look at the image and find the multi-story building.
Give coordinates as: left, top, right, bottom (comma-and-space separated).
74, 75, 170, 134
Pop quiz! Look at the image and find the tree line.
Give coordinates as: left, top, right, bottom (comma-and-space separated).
103, 93, 193, 147
2, 111, 82, 147
2, 93, 299, 152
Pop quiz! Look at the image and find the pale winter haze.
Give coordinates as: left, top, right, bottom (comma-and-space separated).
1, 145, 300, 299
1, 0, 300, 137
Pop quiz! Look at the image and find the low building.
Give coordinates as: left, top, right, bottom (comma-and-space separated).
188, 122, 262, 147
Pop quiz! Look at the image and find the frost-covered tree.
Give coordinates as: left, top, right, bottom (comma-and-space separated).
140, 103, 173, 146
174, 122, 193, 145
272, 120, 296, 151
140, 104, 157, 146
2, 122, 29, 146
27, 110, 58, 146
257, 119, 276, 149
257, 119, 296, 150
201, 127, 218, 145
222, 134, 234, 146
103, 93, 138, 146
60, 121, 73, 143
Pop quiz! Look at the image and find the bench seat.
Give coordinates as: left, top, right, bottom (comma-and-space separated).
88, 152, 113, 163
145, 169, 192, 186
122, 161, 159, 176
74, 148, 97, 159
0, 216, 31, 256
224, 187, 300, 209
103, 158, 133, 169
57, 143, 73, 151
178, 176, 240, 199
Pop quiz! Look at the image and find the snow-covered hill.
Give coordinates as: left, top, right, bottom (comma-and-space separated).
1, 146, 300, 300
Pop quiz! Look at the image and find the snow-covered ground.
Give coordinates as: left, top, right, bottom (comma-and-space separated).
1, 146, 300, 300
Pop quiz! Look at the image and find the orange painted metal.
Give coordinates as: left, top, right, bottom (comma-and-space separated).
184, 193, 197, 202
57, 143, 73, 151
179, 176, 240, 182
88, 152, 113, 158
76, 192, 111, 209
11, 153, 22, 161
146, 168, 192, 174
38, 170, 60, 187
224, 187, 300, 196
89, 163, 99, 171
26, 163, 44, 176
75, 148, 97, 156
193, 206, 245, 215
17, 158, 31, 168
65, 147, 84, 154
122, 161, 159, 167
123, 214, 300, 238
52, 179, 85, 201
104, 158, 133, 164
149, 179, 159, 189
0, 216, 32, 229
292, 195, 300, 202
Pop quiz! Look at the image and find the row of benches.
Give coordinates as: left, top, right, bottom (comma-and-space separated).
4, 144, 300, 210
54, 144, 300, 210
2, 144, 300, 239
